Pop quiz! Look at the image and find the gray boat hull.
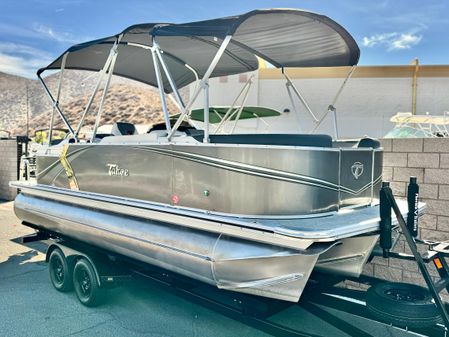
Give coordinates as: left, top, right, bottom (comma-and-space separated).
36, 142, 382, 217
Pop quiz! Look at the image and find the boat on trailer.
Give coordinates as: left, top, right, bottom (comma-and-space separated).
11, 9, 422, 302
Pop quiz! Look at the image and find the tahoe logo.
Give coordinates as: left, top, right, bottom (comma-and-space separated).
351, 162, 364, 180
106, 163, 129, 177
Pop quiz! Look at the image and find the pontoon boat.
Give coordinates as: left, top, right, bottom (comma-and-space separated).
11, 9, 421, 302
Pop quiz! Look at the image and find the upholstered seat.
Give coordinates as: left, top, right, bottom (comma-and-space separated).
186, 130, 333, 147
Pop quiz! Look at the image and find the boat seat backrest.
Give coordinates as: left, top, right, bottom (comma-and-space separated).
186, 131, 333, 147
357, 137, 381, 149
111, 122, 137, 136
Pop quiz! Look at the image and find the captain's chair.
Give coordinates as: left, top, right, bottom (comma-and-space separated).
111, 122, 137, 136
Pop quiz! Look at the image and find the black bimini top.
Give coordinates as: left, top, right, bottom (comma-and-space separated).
39, 9, 360, 93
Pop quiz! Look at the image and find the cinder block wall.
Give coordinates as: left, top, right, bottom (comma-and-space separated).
348, 138, 449, 291
0, 140, 18, 201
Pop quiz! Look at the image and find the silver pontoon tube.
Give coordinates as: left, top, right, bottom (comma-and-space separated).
14, 192, 333, 302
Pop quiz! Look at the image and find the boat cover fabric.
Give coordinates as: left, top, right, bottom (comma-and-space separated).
39, 9, 359, 92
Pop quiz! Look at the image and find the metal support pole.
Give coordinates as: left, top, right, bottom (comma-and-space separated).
285, 82, 302, 133
49, 52, 67, 145
231, 84, 252, 134
38, 73, 77, 141
215, 75, 253, 134
383, 183, 449, 330
285, 83, 298, 115
283, 72, 318, 122
168, 35, 232, 140
203, 82, 209, 143
75, 40, 118, 138
152, 48, 172, 132
167, 94, 197, 128
91, 47, 119, 142
130, 40, 199, 128
331, 105, 339, 139
311, 66, 355, 134
154, 45, 187, 110
411, 58, 419, 115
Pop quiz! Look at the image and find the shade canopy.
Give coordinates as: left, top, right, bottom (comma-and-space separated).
39, 9, 360, 93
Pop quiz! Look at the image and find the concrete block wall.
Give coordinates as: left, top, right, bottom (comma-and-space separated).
346, 138, 449, 293
0, 140, 18, 201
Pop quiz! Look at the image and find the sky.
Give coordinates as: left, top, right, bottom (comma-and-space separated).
0, 0, 448, 78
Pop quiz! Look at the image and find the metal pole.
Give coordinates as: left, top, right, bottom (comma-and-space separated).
75, 41, 118, 138
130, 40, 198, 118
203, 82, 209, 143
231, 85, 252, 134
215, 75, 253, 134
283, 72, 318, 122
154, 44, 187, 109
411, 58, 419, 115
152, 48, 172, 132
91, 48, 119, 142
25, 83, 29, 140
311, 66, 356, 134
168, 35, 233, 140
49, 52, 67, 145
331, 106, 339, 139
384, 184, 449, 330
285, 83, 298, 115
285, 83, 302, 133
37, 73, 76, 140
153, 39, 203, 133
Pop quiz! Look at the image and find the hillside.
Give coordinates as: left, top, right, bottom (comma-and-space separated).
0, 70, 183, 136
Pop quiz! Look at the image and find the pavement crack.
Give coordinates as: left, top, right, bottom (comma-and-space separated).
60, 318, 114, 337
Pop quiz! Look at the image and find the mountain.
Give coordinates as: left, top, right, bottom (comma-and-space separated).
0, 70, 183, 136
0, 72, 32, 134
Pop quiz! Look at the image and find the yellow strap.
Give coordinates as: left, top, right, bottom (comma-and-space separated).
59, 144, 79, 191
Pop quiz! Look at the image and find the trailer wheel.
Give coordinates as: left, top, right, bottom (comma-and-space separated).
366, 282, 441, 328
48, 248, 72, 292
73, 258, 104, 307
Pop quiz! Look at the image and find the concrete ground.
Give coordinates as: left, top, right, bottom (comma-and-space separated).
0, 201, 272, 337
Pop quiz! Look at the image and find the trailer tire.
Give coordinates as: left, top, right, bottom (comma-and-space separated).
73, 258, 104, 307
48, 248, 73, 292
366, 282, 441, 328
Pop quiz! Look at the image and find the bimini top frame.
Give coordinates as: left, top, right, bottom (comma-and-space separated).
37, 8, 360, 142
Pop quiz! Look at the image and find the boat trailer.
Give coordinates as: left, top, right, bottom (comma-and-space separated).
20, 177, 449, 337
